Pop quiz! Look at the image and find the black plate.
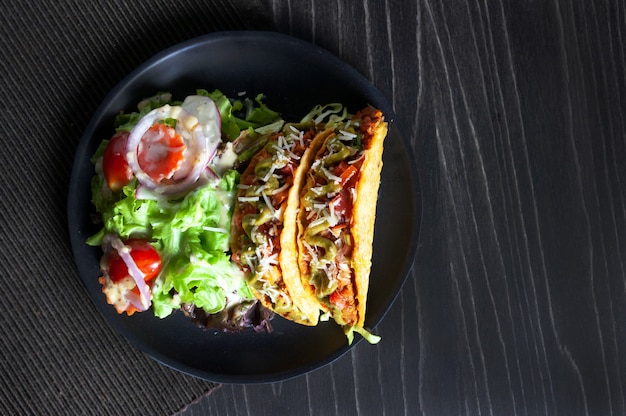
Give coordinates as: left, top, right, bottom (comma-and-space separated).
68, 31, 421, 383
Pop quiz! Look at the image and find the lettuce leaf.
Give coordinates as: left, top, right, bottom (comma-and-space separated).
115, 92, 176, 132
196, 89, 282, 141
148, 170, 253, 318
90, 169, 252, 319
245, 93, 281, 125
88, 89, 282, 326
196, 89, 242, 141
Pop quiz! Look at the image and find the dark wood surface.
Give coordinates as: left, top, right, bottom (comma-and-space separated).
181, 0, 626, 415
2, 0, 622, 414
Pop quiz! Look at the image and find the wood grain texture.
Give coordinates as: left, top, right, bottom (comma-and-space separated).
180, 0, 626, 415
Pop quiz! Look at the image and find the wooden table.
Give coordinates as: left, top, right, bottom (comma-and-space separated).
2, 0, 623, 414
181, 1, 626, 415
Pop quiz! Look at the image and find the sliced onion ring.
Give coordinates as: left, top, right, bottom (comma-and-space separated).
104, 234, 151, 311
126, 98, 221, 196
125, 291, 147, 312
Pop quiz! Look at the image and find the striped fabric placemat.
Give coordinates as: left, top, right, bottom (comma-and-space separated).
0, 1, 270, 414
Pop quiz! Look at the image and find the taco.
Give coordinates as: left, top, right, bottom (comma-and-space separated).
296, 106, 387, 342
230, 122, 332, 325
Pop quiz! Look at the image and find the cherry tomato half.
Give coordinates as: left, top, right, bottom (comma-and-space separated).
102, 132, 133, 192
107, 239, 162, 283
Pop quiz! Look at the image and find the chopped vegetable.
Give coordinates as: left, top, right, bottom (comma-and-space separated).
102, 132, 133, 192
136, 123, 186, 183
88, 90, 281, 332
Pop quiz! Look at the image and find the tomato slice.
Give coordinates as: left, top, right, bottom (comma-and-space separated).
137, 123, 186, 183
330, 190, 353, 222
329, 289, 347, 310
333, 160, 349, 175
102, 132, 133, 192
331, 160, 358, 187
107, 239, 162, 283
339, 164, 358, 186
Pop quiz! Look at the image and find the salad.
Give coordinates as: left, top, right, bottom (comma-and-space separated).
87, 89, 285, 332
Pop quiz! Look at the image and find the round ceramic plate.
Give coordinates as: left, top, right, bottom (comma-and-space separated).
68, 31, 421, 383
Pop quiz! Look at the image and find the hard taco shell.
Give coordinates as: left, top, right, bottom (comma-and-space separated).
296, 112, 388, 329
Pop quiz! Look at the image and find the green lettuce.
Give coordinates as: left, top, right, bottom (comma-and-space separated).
114, 92, 177, 132
112, 89, 283, 141
196, 89, 282, 140
196, 89, 243, 141
149, 170, 252, 317
88, 89, 282, 329
89, 169, 253, 318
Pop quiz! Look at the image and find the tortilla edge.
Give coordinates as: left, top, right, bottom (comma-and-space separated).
280, 129, 334, 325
295, 118, 388, 330
352, 120, 388, 328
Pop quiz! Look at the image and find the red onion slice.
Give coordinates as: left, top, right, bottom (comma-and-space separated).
205, 166, 219, 182
125, 291, 147, 312
105, 234, 151, 310
126, 96, 222, 196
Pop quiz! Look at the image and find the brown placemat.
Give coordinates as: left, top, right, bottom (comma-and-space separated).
0, 1, 270, 414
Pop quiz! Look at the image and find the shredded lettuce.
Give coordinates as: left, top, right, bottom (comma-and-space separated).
89, 89, 285, 331
150, 170, 251, 318
196, 89, 283, 140
89, 168, 253, 319
115, 92, 177, 132
242, 93, 281, 126
344, 326, 381, 346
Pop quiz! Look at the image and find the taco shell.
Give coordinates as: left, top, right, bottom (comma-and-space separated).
230, 127, 331, 325
296, 108, 387, 330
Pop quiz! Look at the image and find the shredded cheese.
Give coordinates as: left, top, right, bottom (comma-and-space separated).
261, 192, 276, 216
277, 134, 285, 149
308, 216, 328, 229
262, 165, 276, 182
310, 186, 325, 196
255, 183, 268, 195
297, 131, 305, 147
286, 148, 301, 161
321, 166, 341, 183
202, 226, 228, 234
268, 181, 290, 196
348, 152, 365, 165
350, 187, 357, 204
338, 129, 357, 140
329, 199, 338, 223
243, 253, 256, 274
